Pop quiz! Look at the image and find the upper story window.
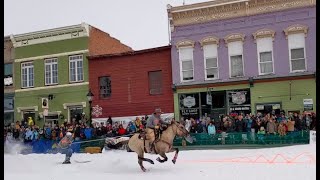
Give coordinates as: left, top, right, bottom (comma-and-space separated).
253, 29, 276, 75
225, 33, 245, 78
21, 62, 34, 88
201, 36, 219, 80
69, 55, 84, 83
99, 76, 111, 98
284, 24, 308, 72
148, 70, 163, 95
4, 63, 13, 86
45, 58, 58, 85
176, 40, 195, 82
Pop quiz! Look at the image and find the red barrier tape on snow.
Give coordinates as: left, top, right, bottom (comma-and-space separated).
180, 152, 316, 164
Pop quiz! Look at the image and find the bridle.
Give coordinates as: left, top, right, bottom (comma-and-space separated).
172, 122, 189, 137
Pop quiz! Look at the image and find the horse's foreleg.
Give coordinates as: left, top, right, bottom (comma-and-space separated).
156, 153, 168, 163
172, 148, 179, 164
138, 158, 146, 172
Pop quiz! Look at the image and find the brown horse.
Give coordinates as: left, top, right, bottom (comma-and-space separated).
127, 121, 189, 172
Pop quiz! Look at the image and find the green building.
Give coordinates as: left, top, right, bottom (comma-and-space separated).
11, 23, 132, 127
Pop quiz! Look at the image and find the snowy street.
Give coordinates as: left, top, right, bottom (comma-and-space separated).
4, 144, 316, 180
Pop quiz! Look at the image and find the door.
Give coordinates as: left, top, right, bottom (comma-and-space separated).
69, 106, 83, 123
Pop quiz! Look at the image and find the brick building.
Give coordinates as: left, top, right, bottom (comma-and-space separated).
88, 46, 174, 124
11, 23, 131, 127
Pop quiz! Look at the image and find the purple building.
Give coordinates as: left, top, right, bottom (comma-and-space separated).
167, 0, 316, 121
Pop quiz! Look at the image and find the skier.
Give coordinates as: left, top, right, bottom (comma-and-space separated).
58, 132, 74, 164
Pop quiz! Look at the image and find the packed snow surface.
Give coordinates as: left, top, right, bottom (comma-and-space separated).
4, 144, 316, 180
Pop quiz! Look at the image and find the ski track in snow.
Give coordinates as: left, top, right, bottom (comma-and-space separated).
4, 144, 316, 180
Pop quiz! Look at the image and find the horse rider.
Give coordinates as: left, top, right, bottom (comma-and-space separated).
146, 108, 168, 153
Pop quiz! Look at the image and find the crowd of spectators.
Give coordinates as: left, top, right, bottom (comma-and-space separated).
181, 111, 316, 137
4, 111, 316, 144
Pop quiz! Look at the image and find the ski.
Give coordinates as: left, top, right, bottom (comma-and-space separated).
74, 160, 91, 163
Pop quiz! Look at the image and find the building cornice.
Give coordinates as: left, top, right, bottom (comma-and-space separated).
10, 22, 90, 48
167, 0, 316, 29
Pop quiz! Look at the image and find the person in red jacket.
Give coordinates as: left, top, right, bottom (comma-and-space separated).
117, 124, 127, 135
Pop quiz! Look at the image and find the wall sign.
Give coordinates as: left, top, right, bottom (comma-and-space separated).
303, 99, 313, 111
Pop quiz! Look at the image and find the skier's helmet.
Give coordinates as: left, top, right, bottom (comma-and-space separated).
66, 132, 72, 137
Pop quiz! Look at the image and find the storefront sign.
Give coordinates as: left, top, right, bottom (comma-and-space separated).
303, 99, 313, 111
230, 106, 251, 111
183, 96, 196, 108
256, 105, 264, 110
272, 104, 281, 110
206, 93, 212, 105
4, 77, 13, 86
231, 91, 246, 105
180, 108, 199, 116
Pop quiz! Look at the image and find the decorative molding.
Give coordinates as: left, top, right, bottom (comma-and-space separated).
284, 24, 309, 38
63, 102, 87, 110
15, 49, 89, 63
200, 36, 220, 47
253, 29, 276, 42
11, 23, 90, 48
17, 106, 38, 113
15, 82, 89, 92
175, 39, 195, 49
168, 0, 315, 28
224, 33, 245, 46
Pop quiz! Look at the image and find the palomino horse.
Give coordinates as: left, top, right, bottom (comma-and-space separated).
127, 120, 189, 172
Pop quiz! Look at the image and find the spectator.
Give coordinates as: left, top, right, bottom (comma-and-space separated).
118, 124, 126, 136
207, 121, 216, 136
84, 125, 93, 139
257, 126, 266, 144
278, 120, 287, 136
266, 118, 277, 135
126, 121, 137, 134
107, 116, 113, 125
287, 118, 295, 134
235, 115, 245, 132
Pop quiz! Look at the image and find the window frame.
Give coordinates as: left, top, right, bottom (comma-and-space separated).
179, 46, 194, 82
21, 61, 34, 88
148, 70, 163, 95
288, 33, 307, 73
256, 37, 275, 75
44, 58, 58, 86
203, 44, 219, 80
99, 76, 112, 99
228, 41, 245, 78
69, 54, 84, 83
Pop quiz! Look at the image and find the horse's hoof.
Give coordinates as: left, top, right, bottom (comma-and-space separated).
141, 167, 147, 172
150, 160, 155, 164
172, 159, 176, 164
156, 157, 161, 162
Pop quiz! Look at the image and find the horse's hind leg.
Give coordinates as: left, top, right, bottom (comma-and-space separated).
137, 152, 154, 172
156, 153, 168, 163
172, 148, 179, 164
138, 154, 147, 172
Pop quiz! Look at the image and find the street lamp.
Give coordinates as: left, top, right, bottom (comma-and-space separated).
86, 89, 94, 126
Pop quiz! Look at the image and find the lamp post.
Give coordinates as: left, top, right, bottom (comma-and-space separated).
86, 89, 94, 126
